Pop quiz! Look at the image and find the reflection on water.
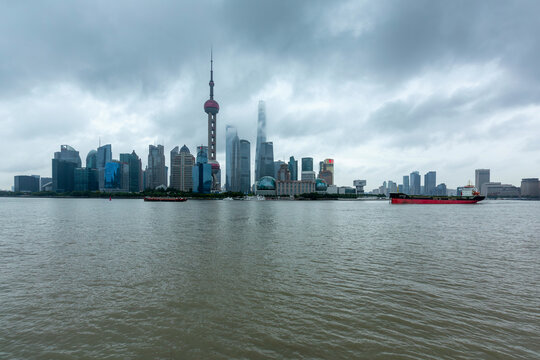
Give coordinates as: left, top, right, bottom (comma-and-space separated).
0, 198, 538, 359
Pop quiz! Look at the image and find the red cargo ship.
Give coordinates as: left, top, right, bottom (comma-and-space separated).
144, 197, 187, 202
390, 185, 484, 204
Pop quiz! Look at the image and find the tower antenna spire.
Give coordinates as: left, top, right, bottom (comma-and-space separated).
209, 48, 214, 100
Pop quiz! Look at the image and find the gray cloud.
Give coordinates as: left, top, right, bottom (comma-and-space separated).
1, 0, 540, 189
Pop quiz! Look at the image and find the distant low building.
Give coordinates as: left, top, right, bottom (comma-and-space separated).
276, 180, 315, 196
521, 178, 540, 198
481, 182, 520, 198
353, 180, 366, 194
338, 186, 356, 195
14, 175, 40, 193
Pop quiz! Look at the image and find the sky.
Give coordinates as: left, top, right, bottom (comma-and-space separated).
1, 0, 539, 190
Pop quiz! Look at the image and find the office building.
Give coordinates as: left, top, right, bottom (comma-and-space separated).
301, 157, 313, 172
276, 163, 290, 181
276, 180, 315, 196
318, 159, 334, 185
255, 100, 267, 182
301, 170, 316, 182
239, 140, 251, 193
147, 144, 167, 189
402, 175, 410, 194
288, 156, 298, 181
120, 151, 143, 192
96, 144, 112, 169
225, 126, 240, 192
14, 175, 40, 193
424, 171, 436, 195
52, 145, 81, 192
74, 167, 99, 191
475, 169, 490, 192
410, 171, 421, 195
481, 183, 520, 198
40, 177, 52, 191
86, 150, 97, 169
258, 142, 274, 179
170, 145, 194, 192
520, 178, 540, 197
192, 146, 213, 193
434, 183, 447, 196
353, 180, 366, 194
274, 160, 286, 179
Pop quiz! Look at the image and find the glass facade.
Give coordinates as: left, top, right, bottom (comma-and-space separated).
301, 157, 313, 172
104, 162, 121, 189
257, 176, 276, 190
288, 156, 298, 181
255, 100, 267, 182
14, 175, 40, 192
239, 140, 251, 194
315, 178, 328, 192
97, 144, 112, 169
86, 150, 98, 169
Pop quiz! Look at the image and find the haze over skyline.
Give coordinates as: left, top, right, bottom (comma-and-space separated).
1, 0, 539, 190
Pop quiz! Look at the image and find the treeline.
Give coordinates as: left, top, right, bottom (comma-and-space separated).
0, 189, 246, 199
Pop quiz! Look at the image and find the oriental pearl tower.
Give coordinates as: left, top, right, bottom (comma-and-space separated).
204, 51, 221, 191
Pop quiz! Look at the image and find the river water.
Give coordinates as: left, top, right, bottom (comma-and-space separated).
0, 198, 538, 359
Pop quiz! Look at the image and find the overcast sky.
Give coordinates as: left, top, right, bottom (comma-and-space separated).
1, 0, 539, 190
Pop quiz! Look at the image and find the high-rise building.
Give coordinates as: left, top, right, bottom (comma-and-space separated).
276, 163, 290, 181
239, 140, 251, 194
402, 175, 410, 194
301, 171, 316, 182
14, 175, 40, 192
74, 168, 99, 191
147, 145, 167, 189
120, 151, 143, 192
52, 145, 81, 192
96, 144, 112, 169
434, 183, 447, 196
353, 180, 367, 194
203, 52, 221, 191
475, 169, 490, 192
170, 145, 194, 192
318, 159, 334, 185
301, 157, 313, 172
410, 171, 421, 195
424, 171, 436, 195
520, 178, 539, 197
274, 160, 286, 179
86, 150, 98, 169
104, 161, 123, 190
255, 100, 267, 182
193, 145, 213, 193
225, 125, 241, 192
259, 142, 274, 179
288, 156, 298, 181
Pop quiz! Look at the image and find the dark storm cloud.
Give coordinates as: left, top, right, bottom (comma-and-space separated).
1, 0, 540, 189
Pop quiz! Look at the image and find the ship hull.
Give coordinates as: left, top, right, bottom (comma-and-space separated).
144, 197, 187, 202
389, 193, 484, 204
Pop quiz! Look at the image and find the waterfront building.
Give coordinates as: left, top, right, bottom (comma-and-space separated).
14, 175, 40, 193
225, 125, 240, 192
255, 100, 267, 182
315, 178, 328, 192
410, 171, 421, 195
170, 145, 194, 192
96, 144, 112, 169
74, 167, 99, 191
475, 169, 490, 193
274, 160, 286, 179
301, 170, 316, 182
387, 180, 398, 194
259, 142, 274, 178
434, 183, 447, 196
481, 182, 520, 198
147, 144, 167, 189
256, 176, 276, 196
424, 171, 436, 195
276, 163, 291, 181
288, 156, 298, 181
120, 151, 143, 192
338, 186, 356, 195
192, 146, 213, 193
353, 180, 366, 194
203, 52, 221, 191
301, 157, 313, 172
40, 177, 52, 191
276, 180, 315, 196
86, 150, 97, 169
402, 175, 410, 194
318, 159, 334, 185
239, 140, 251, 194
520, 178, 540, 197
52, 145, 81, 192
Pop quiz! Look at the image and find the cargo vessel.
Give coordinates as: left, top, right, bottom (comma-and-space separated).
144, 197, 187, 202
390, 185, 484, 204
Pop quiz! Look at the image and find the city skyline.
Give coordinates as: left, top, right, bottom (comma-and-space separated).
2, 1, 540, 190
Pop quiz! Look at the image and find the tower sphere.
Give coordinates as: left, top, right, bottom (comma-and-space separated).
204, 99, 219, 115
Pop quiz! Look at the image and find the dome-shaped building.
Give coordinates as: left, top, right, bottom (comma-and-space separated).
315, 178, 328, 192
256, 176, 277, 196
86, 150, 97, 169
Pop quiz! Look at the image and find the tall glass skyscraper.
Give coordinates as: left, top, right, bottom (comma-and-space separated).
225, 125, 240, 192
170, 145, 194, 192
301, 157, 313, 172
410, 171, 421, 195
255, 100, 267, 182
402, 175, 410, 194
424, 171, 436, 195
86, 150, 97, 169
96, 144, 112, 169
120, 151, 142, 192
147, 144, 167, 189
193, 146, 212, 193
52, 145, 82, 192
239, 140, 251, 194
260, 142, 274, 179
288, 156, 298, 181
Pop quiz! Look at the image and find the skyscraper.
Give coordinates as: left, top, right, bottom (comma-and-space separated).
475, 169, 490, 191
86, 150, 97, 169
301, 157, 313, 172
424, 171, 436, 195
274, 160, 286, 179
120, 151, 143, 192
96, 144, 112, 169
225, 125, 240, 192
147, 144, 167, 189
203, 51, 221, 191
402, 175, 409, 194
193, 145, 213, 193
255, 100, 267, 182
260, 142, 274, 178
288, 156, 298, 181
52, 145, 81, 192
14, 175, 40, 193
170, 145, 194, 192
410, 171, 421, 195
318, 159, 334, 185
239, 140, 251, 194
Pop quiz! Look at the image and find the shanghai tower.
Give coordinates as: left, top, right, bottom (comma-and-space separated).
204, 51, 221, 191
255, 100, 267, 182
